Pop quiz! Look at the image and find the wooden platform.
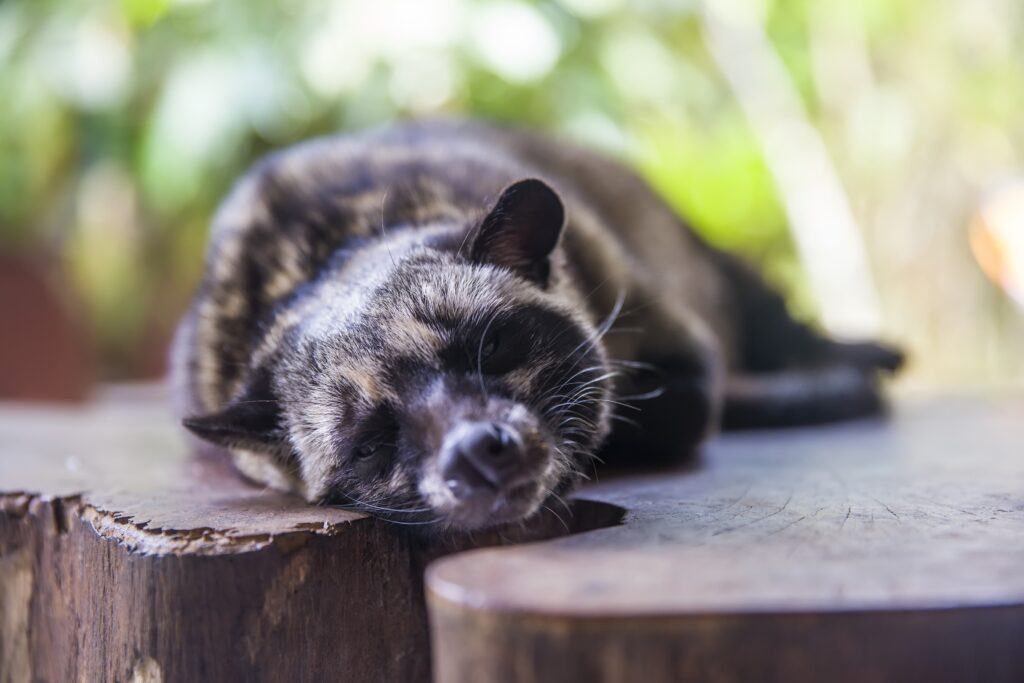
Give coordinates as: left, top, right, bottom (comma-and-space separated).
1, 390, 1022, 682
0, 387, 583, 682
428, 396, 1024, 682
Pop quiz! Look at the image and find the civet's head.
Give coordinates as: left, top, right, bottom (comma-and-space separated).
185, 179, 614, 531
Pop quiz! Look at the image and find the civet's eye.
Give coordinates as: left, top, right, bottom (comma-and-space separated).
353, 405, 398, 467
479, 325, 530, 375
352, 440, 396, 480
354, 443, 381, 460
481, 332, 500, 361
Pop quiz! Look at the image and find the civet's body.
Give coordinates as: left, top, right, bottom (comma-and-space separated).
173, 120, 901, 531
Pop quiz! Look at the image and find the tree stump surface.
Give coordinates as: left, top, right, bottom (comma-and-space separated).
0, 386, 594, 683
427, 396, 1024, 683
2, 390, 1023, 682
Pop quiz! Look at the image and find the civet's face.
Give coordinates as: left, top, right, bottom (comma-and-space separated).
186, 179, 614, 531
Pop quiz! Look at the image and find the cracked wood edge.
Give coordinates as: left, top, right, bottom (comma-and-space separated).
0, 485, 618, 682
0, 493, 440, 682
0, 395, 625, 682
0, 397, 372, 557
1, 491, 358, 557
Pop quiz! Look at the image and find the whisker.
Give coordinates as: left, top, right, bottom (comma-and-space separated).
609, 413, 642, 428
616, 386, 666, 402
379, 186, 398, 268
565, 287, 626, 362
330, 493, 433, 515
610, 359, 660, 372
544, 488, 574, 516
376, 516, 445, 527
475, 308, 502, 400
541, 504, 570, 533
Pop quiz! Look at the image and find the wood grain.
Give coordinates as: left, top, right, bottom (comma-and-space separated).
0, 386, 601, 683
427, 396, 1024, 682
5, 391, 1023, 682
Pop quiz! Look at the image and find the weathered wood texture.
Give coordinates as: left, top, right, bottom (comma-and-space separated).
428, 396, 1024, 683
0, 386, 597, 683
5, 392, 1023, 682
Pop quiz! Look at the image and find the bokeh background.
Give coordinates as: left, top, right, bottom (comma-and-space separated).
2, 0, 1023, 399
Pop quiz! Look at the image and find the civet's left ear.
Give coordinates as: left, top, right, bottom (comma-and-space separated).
469, 178, 565, 286
181, 368, 285, 452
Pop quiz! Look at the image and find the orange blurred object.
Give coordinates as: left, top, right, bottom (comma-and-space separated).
970, 179, 1024, 307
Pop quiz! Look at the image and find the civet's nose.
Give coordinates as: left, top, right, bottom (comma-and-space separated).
441, 422, 524, 500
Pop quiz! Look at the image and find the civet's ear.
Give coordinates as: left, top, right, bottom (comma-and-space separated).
182, 369, 284, 451
469, 178, 565, 286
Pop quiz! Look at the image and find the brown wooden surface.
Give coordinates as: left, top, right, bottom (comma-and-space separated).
4, 391, 1023, 682
0, 386, 593, 683
427, 396, 1024, 683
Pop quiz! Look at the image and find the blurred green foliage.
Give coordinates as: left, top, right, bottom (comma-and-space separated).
1, 0, 1022, 381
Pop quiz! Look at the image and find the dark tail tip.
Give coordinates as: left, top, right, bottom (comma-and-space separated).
829, 340, 907, 374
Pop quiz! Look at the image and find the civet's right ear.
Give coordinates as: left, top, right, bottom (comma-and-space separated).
469, 178, 566, 286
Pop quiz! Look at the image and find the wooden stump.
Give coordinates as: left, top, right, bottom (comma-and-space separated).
427, 396, 1024, 683
0, 386, 604, 683
4, 391, 1024, 682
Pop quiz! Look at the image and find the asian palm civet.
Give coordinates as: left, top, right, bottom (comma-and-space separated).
172, 120, 903, 532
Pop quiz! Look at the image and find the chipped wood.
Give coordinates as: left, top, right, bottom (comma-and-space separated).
0, 389, 594, 682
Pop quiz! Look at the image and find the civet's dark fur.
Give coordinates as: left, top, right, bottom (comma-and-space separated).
173, 120, 902, 530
